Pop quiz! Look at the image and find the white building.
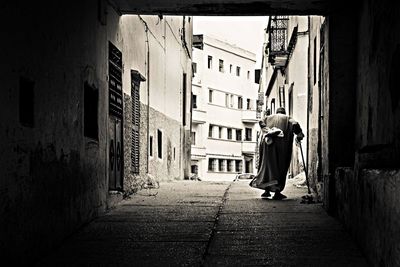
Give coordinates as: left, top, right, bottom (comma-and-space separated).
191, 34, 260, 181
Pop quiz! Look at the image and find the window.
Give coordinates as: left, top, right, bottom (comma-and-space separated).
236, 129, 242, 141
191, 131, 196, 145
279, 85, 285, 108
219, 159, 226, 172
208, 158, 217, 171
271, 98, 276, 114
230, 64, 233, 73
255, 69, 261, 84
84, 82, 99, 139
228, 160, 234, 172
238, 96, 243, 109
230, 95, 234, 107
219, 59, 224, 72
247, 99, 251, 110
131, 71, 144, 174
219, 127, 222, 138
236, 66, 241, 76
19, 77, 35, 128
192, 62, 197, 74
235, 160, 243, 172
245, 128, 252, 141
157, 129, 162, 159
209, 125, 213, 138
247, 71, 250, 79
225, 93, 229, 107
208, 55, 213, 69
209, 90, 213, 103
191, 165, 198, 174
192, 94, 197, 109
227, 128, 232, 140
174, 147, 176, 160
149, 136, 153, 157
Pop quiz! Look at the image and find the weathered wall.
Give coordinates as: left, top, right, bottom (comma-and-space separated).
121, 15, 193, 186
307, 16, 326, 199
0, 2, 192, 264
332, 1, 400, 266
335, 168, 400, 266
123, 96, 149, 195
148, 106, 186, 180
325, 9, 357, 212
286, 16, 309, 178
355, 0, 400, 168
0, 1, 118, 263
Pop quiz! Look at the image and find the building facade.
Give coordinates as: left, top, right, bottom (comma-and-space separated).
191, 35, 260, 181
258, 16, 310, 179
122, 15, 193, 195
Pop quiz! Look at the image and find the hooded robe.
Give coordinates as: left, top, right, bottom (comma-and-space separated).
251, 113, 302, 192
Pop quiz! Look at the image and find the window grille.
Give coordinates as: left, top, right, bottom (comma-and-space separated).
131, 70, 145, 174
269, 16, 289, 53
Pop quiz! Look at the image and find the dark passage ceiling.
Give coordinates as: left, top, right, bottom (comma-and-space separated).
111, 0, 329, 15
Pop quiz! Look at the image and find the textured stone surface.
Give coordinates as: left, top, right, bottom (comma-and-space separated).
336, 168, 400, 267
38, 179, 368, 266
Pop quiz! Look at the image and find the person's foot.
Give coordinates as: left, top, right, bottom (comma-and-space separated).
261, 191, 271, 198
272, 192, 287, 200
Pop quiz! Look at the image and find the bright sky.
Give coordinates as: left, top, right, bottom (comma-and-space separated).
193, 16, 268, 65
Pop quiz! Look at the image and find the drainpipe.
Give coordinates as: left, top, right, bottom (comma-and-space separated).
306, 16, 310, 184
146, 29, 150, 174
139, 15, 151, 174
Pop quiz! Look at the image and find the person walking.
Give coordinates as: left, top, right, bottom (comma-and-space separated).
250, 107, 304, 200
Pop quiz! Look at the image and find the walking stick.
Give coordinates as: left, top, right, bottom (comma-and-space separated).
296, 139, 311, 194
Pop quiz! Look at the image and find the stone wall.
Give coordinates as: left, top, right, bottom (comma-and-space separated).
0, 1, 118, 263
123, 95, 149, 196
148, 106, 186, 181
335, 168, 400, 266
333, 1, 400, 265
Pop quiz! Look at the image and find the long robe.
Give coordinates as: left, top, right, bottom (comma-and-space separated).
251, 114, 302, 192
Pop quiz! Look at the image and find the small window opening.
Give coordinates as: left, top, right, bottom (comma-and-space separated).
157, 129, 162, 159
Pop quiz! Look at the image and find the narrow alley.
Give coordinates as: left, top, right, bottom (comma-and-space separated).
2, 0, 400, 266
37, 178, 367, 266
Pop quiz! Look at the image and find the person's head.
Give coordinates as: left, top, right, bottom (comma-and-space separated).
276, 107, 286, 114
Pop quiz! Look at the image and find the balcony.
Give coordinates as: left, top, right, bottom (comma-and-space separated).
242, 141, 257, 153
242, 109, 258, 123
191, 146, 206, 159
192, 109, 206, 124
267, 17, 298, 69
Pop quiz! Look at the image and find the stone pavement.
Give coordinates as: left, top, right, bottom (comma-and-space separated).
37, 178, 369, 266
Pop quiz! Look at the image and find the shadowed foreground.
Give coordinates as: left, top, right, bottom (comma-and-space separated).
37, 178, 368, 266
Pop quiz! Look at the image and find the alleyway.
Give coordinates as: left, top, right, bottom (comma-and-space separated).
37, 178, 368, 266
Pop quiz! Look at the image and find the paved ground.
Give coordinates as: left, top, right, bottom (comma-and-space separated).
37, 178, 369, 266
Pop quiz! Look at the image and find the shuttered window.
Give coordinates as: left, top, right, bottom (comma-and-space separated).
131, 70, 145, 174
